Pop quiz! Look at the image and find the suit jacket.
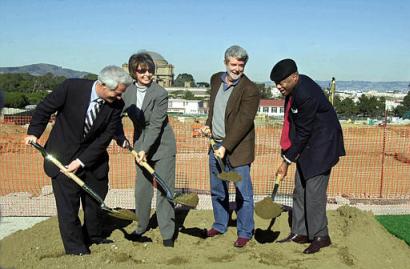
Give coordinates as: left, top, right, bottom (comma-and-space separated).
206, 72, 260, 167
118, 82, 176, 160
28, 79, 124, 179
283, 74, 346, 179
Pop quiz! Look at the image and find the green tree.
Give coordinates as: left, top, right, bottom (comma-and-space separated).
82, 73, 98, 80
174, 73, 195, 87
4, 92, 29, 108
334, 96, 358, 118
169, 90, 195, 100
394, 91, 410, 117
357, 95, 385, 118
183, 90, 195, 100
169, 90, 185, 98
0, 73, 65, 93
26, 91, 48, 105
255, 83, 272, 99
196, 82, 209, 88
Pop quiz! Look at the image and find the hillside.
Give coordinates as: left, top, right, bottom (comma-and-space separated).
0, 63, 90, 78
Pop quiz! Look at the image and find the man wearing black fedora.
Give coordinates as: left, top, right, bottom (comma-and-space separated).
270, 59, 345, 254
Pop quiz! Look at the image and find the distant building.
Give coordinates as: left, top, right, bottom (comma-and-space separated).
168, 98, 207, 115
166, 87, 209, 99
385, 100, 401, 111
258, 99, 285, 117
123, 51, 174, 87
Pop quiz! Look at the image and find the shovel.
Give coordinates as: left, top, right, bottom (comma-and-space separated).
30, 141, 138, 222
255, 174, 284, 219
209, 139, 242, 183
126, 145, 199, 208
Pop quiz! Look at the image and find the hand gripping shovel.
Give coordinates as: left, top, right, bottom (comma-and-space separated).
209, 139, 242, 183
30, 141, 138, 222
126, 145, 199, 208
255, 174, 284, 219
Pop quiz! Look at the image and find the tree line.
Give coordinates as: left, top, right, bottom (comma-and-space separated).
1, 72, 409, 119
0, 72, 97, 108
332, 93, 410, 119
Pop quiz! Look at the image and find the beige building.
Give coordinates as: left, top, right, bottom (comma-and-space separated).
122, 51, 174, 87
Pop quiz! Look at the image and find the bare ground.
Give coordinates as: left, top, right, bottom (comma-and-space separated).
0, 206, 409, 269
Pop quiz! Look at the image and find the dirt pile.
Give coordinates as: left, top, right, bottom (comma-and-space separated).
1, 206, 409, 269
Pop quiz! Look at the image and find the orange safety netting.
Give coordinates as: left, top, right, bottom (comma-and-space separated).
1, 116, 409, 216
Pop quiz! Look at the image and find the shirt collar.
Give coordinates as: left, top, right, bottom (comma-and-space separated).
90, 81, 99, 102
220, 72, 240, 91
90, 81, 105, 104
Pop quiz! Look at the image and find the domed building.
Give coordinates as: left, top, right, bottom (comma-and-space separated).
122, 51, 174, 87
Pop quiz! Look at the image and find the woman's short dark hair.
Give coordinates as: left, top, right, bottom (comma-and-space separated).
128, 52, 156, 80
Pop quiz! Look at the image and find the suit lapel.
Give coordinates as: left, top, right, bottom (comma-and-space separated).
225, 75, 246, 117
141, 84, 154, 112
81, 83, 93, 121
124, 84, 138, 109
79, 82, 93, 138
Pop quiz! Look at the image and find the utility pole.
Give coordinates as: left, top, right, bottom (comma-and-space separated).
329, 77, 336, 106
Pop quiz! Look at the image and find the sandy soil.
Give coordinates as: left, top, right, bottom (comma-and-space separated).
0, 206, 409, 269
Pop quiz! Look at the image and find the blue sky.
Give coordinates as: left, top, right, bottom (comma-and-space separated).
1, 0, 409, 82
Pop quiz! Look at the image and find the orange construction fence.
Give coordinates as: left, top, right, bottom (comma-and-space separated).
0, 116, 409, 216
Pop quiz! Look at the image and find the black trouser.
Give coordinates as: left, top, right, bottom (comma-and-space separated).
292, 166, 331, 240
51, 171, 108, 254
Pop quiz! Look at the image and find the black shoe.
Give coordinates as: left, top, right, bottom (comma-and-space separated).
277, 233, 310, 244
127, 231, 143, 241
163, 239, 174, 247
66, 249, 90, 256
90, 238, 114, 245
303, 236, 331, 254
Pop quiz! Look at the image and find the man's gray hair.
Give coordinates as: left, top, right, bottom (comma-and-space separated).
224, 45, 249, 64
98, 65, 133, 90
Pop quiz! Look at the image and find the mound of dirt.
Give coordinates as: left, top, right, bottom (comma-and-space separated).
0, 206, 409, 269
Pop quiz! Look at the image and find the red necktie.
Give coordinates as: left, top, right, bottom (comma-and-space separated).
280, 96, 293, 150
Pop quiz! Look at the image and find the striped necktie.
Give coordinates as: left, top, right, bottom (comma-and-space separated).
84, 98, 104, 136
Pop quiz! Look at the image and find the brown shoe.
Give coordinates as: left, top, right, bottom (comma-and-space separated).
303, 236, 331, 254
206, 228, 222, 237
234, 237, 250, 248
277, 233, 309, 244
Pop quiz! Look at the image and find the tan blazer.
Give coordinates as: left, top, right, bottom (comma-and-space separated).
206, 72, 260, 167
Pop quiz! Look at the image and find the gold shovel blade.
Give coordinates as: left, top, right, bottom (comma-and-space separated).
104, 207, 138, 221
254, 197, 283, 219
218, 172, 242, 182
173, 193, 199, 208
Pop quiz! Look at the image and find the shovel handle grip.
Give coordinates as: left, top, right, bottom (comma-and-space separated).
209, 138, 226, 171
126, 145, 173, 201
30, 142, 106, 205
275, 174, 284, 184
127, 146, 155, 174
30, 142, 85, 187
46, 155, 85, 187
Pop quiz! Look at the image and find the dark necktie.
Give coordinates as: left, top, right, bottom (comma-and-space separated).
280, 96, 293, 150
84, 98, 104, 136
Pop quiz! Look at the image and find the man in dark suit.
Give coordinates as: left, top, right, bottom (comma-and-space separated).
24, 66, 133, 255
201, 45, 261, 248
271, 59, 345, 254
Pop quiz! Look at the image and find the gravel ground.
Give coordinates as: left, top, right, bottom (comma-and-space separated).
0, 216, 49, 240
